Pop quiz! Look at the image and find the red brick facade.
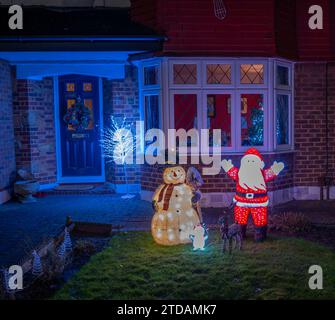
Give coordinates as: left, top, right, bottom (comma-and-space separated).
13, 78, 57, 185
294, 63, 335, 186
131, 0, 335, 60
141, 153, 294, 194
0, 1, 334, 205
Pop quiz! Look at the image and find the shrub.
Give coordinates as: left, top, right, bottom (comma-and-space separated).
73, 240, 96, 257
268, 212, 313, 233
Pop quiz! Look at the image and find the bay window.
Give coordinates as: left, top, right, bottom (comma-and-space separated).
240, 93, 265, 147
205, 93, 232, 147
139, 58, 293, 153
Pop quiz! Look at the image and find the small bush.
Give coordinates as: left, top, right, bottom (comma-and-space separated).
269, 212, 313, 233
73, 240, 96, 257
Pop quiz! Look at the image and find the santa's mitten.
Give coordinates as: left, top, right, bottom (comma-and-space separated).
271, 161, 285, 175
222, 159, 234, 172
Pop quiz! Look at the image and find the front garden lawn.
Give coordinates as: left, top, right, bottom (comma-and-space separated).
54, 231, 335, 300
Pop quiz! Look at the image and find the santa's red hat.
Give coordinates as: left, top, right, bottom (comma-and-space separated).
243, 148, 264, 162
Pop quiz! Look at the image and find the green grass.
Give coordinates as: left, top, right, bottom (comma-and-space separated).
54, 231, 335, 300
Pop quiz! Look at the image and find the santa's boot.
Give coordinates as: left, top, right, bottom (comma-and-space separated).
240, 224, 247, 240
254, 226, 267, 242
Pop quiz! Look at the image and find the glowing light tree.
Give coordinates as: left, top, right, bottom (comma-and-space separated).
32, 250, 42, 276
64, 227, 72, 252
152, 166, 201, 246
102, 117, 135, 200
57, 241, 66, 259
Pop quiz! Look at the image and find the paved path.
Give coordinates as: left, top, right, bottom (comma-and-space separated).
0, 194, 153, 267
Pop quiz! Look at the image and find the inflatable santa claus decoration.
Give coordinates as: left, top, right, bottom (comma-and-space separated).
222, 148, 285, 242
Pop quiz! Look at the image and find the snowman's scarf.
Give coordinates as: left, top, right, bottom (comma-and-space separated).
158, 183, 182, 210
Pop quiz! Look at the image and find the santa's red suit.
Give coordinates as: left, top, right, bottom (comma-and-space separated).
222, 148, 284, 242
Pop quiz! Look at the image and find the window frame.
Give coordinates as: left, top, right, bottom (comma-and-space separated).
169, 60, 201, 89
202, 60, 235, 89
275, 60, 292, 90
236, 89, 269, 152
237, 60, 268, 89
274, 90, 293, 151
142, 61, 161, 90
138, 59, 162, 153
169, 89, 203, 131
143, 90, 163, 133
138, 57, 294, 154
169, 90, 203, 155
201, 89, 236, 152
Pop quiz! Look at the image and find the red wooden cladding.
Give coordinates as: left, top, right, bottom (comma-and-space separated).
131, 0, 334, 60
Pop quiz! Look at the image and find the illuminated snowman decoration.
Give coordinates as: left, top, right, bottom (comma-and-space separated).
152, 166, 200, 246
190, 224, 208, 251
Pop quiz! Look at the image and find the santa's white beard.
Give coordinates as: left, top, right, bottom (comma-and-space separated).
238, 163, 266, 191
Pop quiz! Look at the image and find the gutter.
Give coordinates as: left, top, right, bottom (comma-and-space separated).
0, 36, 167, 42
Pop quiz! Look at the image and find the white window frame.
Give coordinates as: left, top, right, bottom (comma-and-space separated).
274, 90, 293, 151
138, 57, 294, 154
143, 90, 163, 133
275, 60, 292, 90
169, 60, 201, 89
202, 60, 235, 89
238, 60, 268, 89
169, 90, 203, 131
138, 59, 162, 153
142, 64, 161, 90
202, 90, 235, 153
236, 89, 269, 152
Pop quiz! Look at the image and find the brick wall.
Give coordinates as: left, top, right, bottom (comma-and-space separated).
159, 0, 276, 56
275, 0, 297, 60
131, 0, 157, 30
296, 0, 333, 61
131, 0, 334, 61
13, 78, 56, 184
141, 153, 294, 194
0, 60, 16, 195
294, 63, 335, 187
103, 65, 141, 187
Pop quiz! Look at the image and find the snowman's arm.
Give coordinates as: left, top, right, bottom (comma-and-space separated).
226, 167, 239, 181
152, 184, 165, 203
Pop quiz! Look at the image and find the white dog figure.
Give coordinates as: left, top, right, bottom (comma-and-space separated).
190, 224, 208, 251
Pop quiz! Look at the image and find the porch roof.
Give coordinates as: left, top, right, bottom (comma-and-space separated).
0, 7, 165, 51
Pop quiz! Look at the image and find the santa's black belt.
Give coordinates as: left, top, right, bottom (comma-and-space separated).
236, 192, 267, 199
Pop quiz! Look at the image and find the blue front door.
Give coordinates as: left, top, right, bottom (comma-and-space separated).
59, 75, 103, 179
